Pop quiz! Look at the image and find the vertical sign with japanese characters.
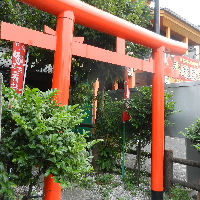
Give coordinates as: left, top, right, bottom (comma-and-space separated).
10, 42, 27, 94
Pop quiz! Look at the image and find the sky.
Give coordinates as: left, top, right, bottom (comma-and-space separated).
150, 0, 200, 26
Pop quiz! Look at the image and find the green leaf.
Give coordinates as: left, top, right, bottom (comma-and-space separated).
1, 84, 99, 189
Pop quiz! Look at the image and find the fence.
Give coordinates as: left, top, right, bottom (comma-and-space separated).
164, 149, 200, 193
126, 148, 200, 194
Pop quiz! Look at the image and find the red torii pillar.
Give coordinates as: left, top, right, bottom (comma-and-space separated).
152, 46, 165, 199
52, 11, 74, 105
43, 11, 75, 200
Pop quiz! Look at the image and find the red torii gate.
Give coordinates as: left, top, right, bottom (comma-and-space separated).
0, 0, 187, 199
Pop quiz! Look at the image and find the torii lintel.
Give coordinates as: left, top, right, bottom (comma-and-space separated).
18, 0, 187, 55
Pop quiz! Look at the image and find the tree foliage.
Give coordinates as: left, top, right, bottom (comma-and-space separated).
93, 86, 178, 172
93, 94, 124, 171
126, 86, 178, 146
0, 85, 98, 199
73, 0, 153, 84
0, 0, 153, 90
0, 0, 56, 75
179, 118, 200, 152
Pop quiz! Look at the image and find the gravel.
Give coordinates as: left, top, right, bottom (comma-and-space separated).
62, 175, 151, 200
61, 136, 187, 200
14, 136, 188, 199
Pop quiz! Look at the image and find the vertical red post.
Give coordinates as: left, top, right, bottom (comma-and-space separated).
151, 46, 165, 200
52, 10, 74, 105
116, 37, 125, 54
43, 10, 74, 200
43, 174, 61, 200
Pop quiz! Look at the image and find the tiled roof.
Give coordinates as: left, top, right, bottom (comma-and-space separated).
160, 7, 200, 32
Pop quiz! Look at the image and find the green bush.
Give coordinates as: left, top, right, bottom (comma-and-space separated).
0, 162, 16, 200
126, 86, 178, 147
0, 85, 98, 199
180, 117, 200, 152
94, 94, 124, 171
93, 86, 178, 173
164, 183, 192, 200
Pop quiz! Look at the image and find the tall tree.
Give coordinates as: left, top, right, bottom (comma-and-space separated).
0, 0, 153, 92
73, 0, 153, 86
0, 0, 56, 84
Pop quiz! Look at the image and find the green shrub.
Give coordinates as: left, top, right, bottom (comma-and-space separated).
94, 94, 124, 171
93, 86, 178, 173
179, 117, 200, 152
126, 86, 178, 147
164, 183, 192, 200
0, 85, 98, 199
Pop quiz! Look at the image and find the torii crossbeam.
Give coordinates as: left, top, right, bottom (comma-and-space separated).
1, 0, 187, 199
0, 21, 179, 77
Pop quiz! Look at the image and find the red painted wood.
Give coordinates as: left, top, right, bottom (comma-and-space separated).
152, 46, 165, 192
0, 22, 154, 72
52, 11, 74, 105
43, 175, 61, 200
0, 22, 56, 51
18, 0, 187, 55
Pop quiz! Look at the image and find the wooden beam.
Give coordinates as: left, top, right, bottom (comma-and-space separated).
183, 37, 188, 55
1, 21, 176, 77
71, 41, 155, 72
44, 25, 56, 36
0, 21, 154, 73
0, 22, 56, 51
18, 0, 187, 55
166, 27, 171, 39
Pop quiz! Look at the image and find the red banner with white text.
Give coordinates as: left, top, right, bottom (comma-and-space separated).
10, 42, 27, 94
173, 56, 200, 81
165, 55, 200, 83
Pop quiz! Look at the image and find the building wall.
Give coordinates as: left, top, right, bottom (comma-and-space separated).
165, 81, 200, 185
135, 71, 153, 87
165, 81, 200, 138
